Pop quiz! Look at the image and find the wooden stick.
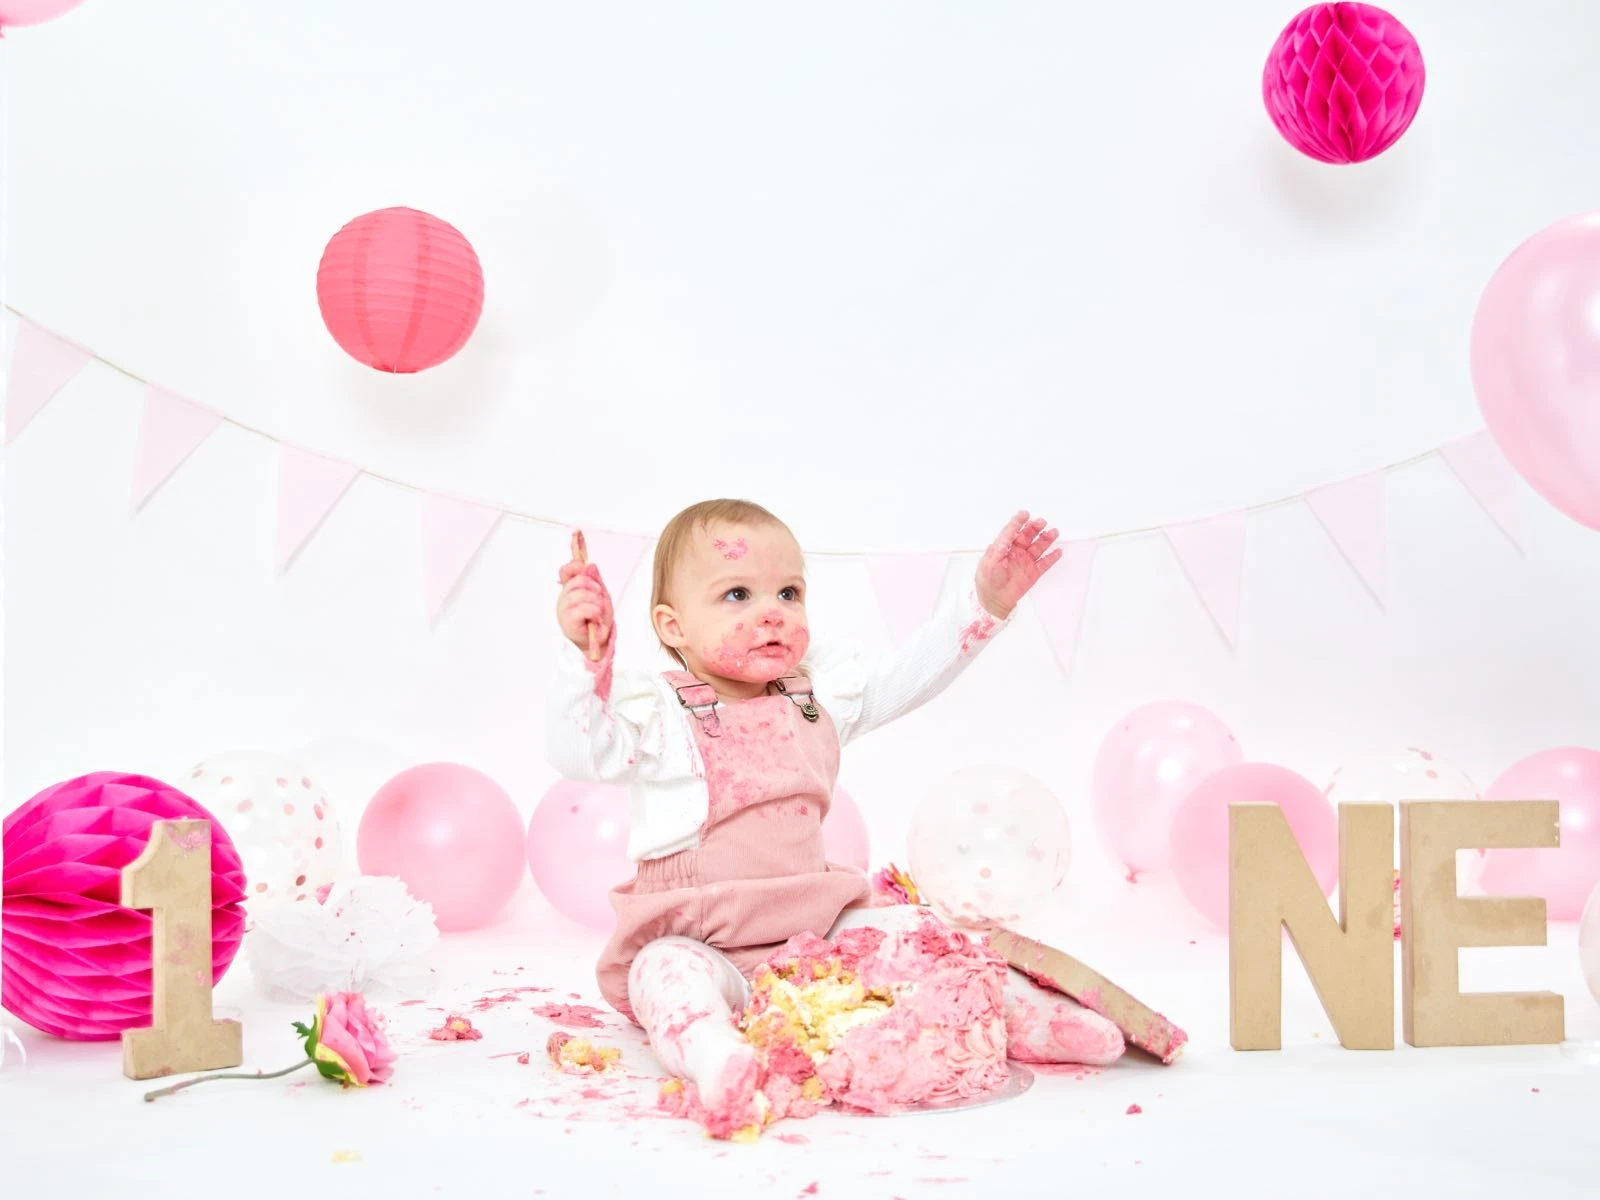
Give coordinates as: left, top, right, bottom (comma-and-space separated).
570, 530, 601, 662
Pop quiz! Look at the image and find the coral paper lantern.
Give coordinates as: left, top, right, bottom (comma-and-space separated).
1262, 3, 1425, 164
316, 207, 485, 374
1, 772, 247, 1040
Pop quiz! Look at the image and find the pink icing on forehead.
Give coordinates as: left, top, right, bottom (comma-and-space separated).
711, 537, 748, 560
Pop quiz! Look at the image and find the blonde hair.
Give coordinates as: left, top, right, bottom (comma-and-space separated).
650, 498, 796, 669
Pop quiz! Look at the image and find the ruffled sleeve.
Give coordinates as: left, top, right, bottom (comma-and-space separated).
810, 578, 1011, 748
544, 635, 669, 783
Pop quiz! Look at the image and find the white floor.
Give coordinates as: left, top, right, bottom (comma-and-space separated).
4, 878, 1598, 1200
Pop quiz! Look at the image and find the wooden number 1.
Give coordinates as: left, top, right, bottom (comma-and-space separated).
120, 819, 242, 1080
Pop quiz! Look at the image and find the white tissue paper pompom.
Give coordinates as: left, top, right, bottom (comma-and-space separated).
1, 1025, 24, 1071
245, 875, 440, 1001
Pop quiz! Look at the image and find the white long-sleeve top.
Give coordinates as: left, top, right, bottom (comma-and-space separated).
544, 579, 1011, 862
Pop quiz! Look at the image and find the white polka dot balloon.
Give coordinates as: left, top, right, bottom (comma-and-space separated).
1324, 748, 1483, 936
183, 750, 343, 913
906, 765, 1071, 929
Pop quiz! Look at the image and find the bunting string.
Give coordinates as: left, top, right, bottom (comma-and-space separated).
5, 305, 1476, 554
3, 307, 1526, 643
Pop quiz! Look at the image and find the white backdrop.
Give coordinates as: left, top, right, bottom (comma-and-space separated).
4, 0, 1598, 915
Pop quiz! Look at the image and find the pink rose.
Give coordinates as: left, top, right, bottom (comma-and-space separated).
871, 863, 922, 907
312, 991, 396, 1087
144, 989, 397, 1103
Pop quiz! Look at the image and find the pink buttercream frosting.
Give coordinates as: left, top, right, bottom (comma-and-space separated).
663, 912, 1012, 1137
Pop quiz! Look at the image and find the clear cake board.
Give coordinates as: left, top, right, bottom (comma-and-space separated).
843, 1062, 1034, 1116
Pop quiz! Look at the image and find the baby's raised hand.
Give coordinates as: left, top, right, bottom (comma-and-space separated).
558, 533, 614, 660
975, 510, 1061, 620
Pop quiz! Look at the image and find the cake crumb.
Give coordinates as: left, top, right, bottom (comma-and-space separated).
428, 1014, 482, 1041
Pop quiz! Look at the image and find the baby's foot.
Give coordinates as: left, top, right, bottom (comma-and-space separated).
699, 1040, 759, 1115
1003, 970, 1126, 1066
678, 1030, 764, 1140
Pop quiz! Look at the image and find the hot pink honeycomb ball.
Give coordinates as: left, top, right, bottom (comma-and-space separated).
1263, 3, 1425, 164
2, 771, 247, 1040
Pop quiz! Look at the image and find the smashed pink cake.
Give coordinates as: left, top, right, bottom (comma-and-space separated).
661, 912, 1011, 1140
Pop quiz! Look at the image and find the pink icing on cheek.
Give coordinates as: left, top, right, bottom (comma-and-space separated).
703, 621, 810, 682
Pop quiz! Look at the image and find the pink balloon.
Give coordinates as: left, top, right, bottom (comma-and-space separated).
1479, 748, 1600, 921
357, 763, 525, 932
0, 1, 84, 28
823, 786, 870, 872
1092, 701, 1243, 877
526, 780, 633, 931
1471, 212, 1600, 531
1169, 763, 1338, 928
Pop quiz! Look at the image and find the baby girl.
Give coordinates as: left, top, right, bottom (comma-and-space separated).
546, 498, 1124, 1118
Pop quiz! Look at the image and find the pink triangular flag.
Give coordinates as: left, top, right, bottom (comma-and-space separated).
574, 528, 652, 598
1162, 513, 1246, 648
276, 445, 361, 572
421, 493, 504, 623
131, 386, 223, 510
1028, 539, 1097, 675
1441, 432, 1524, 551
5, 320, 92, 444
864, 552, 951, 646
1305, 471, 1387, 606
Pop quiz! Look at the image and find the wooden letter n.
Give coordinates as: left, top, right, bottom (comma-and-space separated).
1230, 801, 1393, 1050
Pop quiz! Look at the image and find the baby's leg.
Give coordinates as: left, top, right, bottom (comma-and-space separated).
629, 937, 757, 1112
827, 905, 1124, 1066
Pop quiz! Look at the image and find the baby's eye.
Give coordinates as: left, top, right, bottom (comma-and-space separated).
779, 586, 801, 602
723, 587, 750, 602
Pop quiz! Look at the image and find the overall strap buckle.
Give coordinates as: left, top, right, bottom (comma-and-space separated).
770, 676, 820, 722
672, 680, 722, 737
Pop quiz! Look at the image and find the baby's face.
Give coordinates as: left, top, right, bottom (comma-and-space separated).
656, 522, 811, 688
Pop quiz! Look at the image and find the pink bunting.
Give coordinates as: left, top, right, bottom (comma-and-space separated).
131, 387, 223, 510
1305, 471, 1388, 606
1162, 513, 1246, 648
572, 528, 652, 598
1440, 432, 1524, 551
1024, 544, 1100, 678
276, 445, 360, 572
864, 552, 951, 646
5, 319, 91, 444
1027, 539, 1098, 675
421, 493, 503, 624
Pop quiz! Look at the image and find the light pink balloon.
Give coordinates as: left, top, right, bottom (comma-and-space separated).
0, 1, 84, 28
823, 786, 870, 872
526, 780, 633, 932
1092, 701, 1242, 877
1170, 763, 1338, 928
1479, 748, 1600, 921
356, 763, 525, 932
1471, 212, 1600, 531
